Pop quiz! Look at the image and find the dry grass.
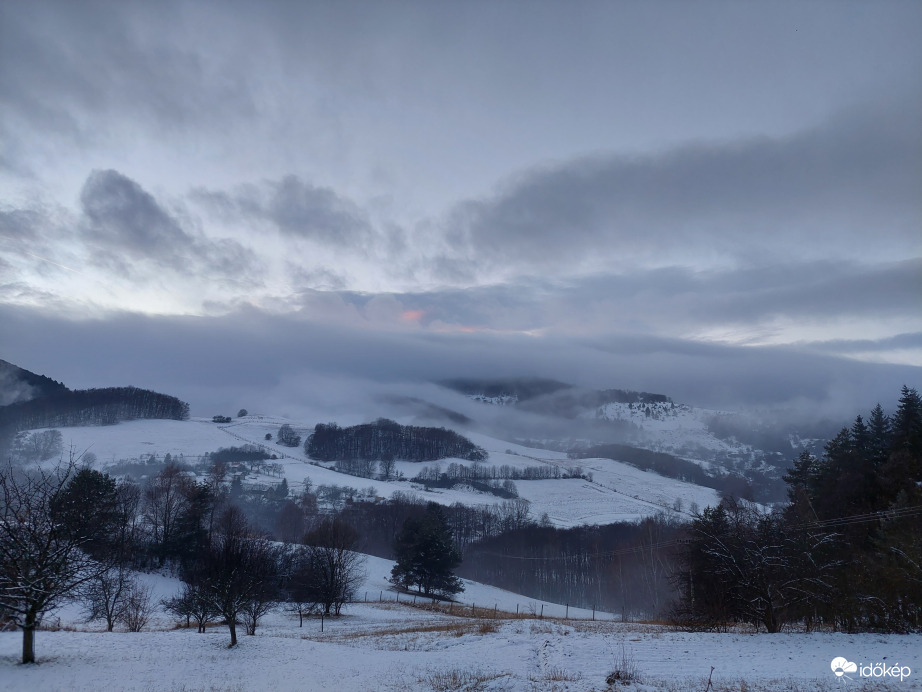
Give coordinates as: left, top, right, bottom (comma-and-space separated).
422, 668, 513, 691
403, 600, 524, 620
301, 617, 502, 651
538, 666, 583, 682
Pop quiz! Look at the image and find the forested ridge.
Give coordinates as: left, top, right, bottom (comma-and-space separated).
0, 358, 68, 404
0, 386, 190, 431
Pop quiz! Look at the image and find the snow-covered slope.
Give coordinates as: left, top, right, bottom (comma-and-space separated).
30, 416, 721, 526
3, 558, 919, 692
591, 400, 757, 467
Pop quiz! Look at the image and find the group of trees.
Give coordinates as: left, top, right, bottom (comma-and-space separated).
277, 424, 301, 447
306, 419, 486, 463
0, 458, 152, 662
461, 514, 680, 618
674, 387, 922, 633
0, 455, 373, 660
414, 461, 585, 482
337, 492, 534, 556
0, 386, 189, 431
9, 429, 64, 463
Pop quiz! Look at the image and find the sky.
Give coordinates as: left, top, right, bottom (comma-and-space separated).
1, 0, 920, 418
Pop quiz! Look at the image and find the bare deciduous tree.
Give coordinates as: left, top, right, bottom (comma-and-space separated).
0, 458, 110, 663
187, 507, 280, 646
120, 580, 154, 632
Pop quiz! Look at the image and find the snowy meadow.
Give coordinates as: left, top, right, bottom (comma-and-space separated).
2, 556, 919, 692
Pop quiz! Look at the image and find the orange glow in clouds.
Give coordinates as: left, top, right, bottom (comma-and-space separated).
400, 309, 426, 322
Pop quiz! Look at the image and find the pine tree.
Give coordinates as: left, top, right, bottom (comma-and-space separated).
867, 404, 892, 468
390, 503, 464, 598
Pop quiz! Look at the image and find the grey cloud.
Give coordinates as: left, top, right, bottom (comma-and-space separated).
0, 303, 917, 424
0, 204, 83, 279
806, 332, 922, 355
305, 259, 920, 338
0, 209, 45, 251
79, 169, 262, 285
554, 259, 922, 331
448, 99, 922, 268
193, 176, 372, 247
81, 169, 190, 262
0, 2, 255, 147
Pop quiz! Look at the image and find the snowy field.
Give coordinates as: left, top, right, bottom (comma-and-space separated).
1, 555, 919, 692
35, 417, 721, 527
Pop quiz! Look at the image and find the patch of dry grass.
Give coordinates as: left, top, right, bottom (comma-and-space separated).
422, 668, 513, 691
301, 617, 502, 651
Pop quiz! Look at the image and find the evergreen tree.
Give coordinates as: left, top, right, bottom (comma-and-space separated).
867, 404, 892, 468
390, 502, 464, 598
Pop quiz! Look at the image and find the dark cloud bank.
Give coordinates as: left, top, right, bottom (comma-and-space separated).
1, 304, 917, 428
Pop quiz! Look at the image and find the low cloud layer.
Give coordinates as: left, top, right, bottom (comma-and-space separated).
1, 304, 917, 425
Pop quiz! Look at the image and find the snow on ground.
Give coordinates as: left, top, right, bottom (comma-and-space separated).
593, 402, 754, 464
46, 418, 236, 465
28, 417, 722, 527
2, 557, 919, 692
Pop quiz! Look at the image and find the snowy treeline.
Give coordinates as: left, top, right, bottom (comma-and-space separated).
0, 386, 190, 430
414, 461, 584, 482
306, 419, 486, 463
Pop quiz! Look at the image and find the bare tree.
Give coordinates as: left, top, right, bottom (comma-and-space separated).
0, 458, 110, 663
379, 454, 397, 481
142, 463, 192, 566
163, 579, 218, 633
120, 580, 154, 632
80, 565, 131, 631
303, 518, 365, 615
282, 546, 316, 626
189, 507, 280, 646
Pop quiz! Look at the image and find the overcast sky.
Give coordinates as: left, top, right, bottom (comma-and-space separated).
1, 0, 919, 417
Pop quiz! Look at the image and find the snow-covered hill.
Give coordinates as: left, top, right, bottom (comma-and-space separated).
35, 416, 721, 526
591, 400, 755, 466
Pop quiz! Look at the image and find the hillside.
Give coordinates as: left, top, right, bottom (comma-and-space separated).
3, 557, 916, 692
34, 416, 721, 526
0, 358, 67, 406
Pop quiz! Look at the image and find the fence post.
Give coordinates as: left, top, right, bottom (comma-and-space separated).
493, 604, 497, 618
592, 605, 595, 621
566, 603, 569, 619
540, 604, 544, 619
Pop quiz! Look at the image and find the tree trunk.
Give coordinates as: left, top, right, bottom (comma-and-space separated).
227, 620, 237, 647
22, 617, 36, 664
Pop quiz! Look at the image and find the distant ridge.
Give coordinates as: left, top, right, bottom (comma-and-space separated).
0, 361, 190, 453
0, 358, 68, 406
0, 386, 190, 431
